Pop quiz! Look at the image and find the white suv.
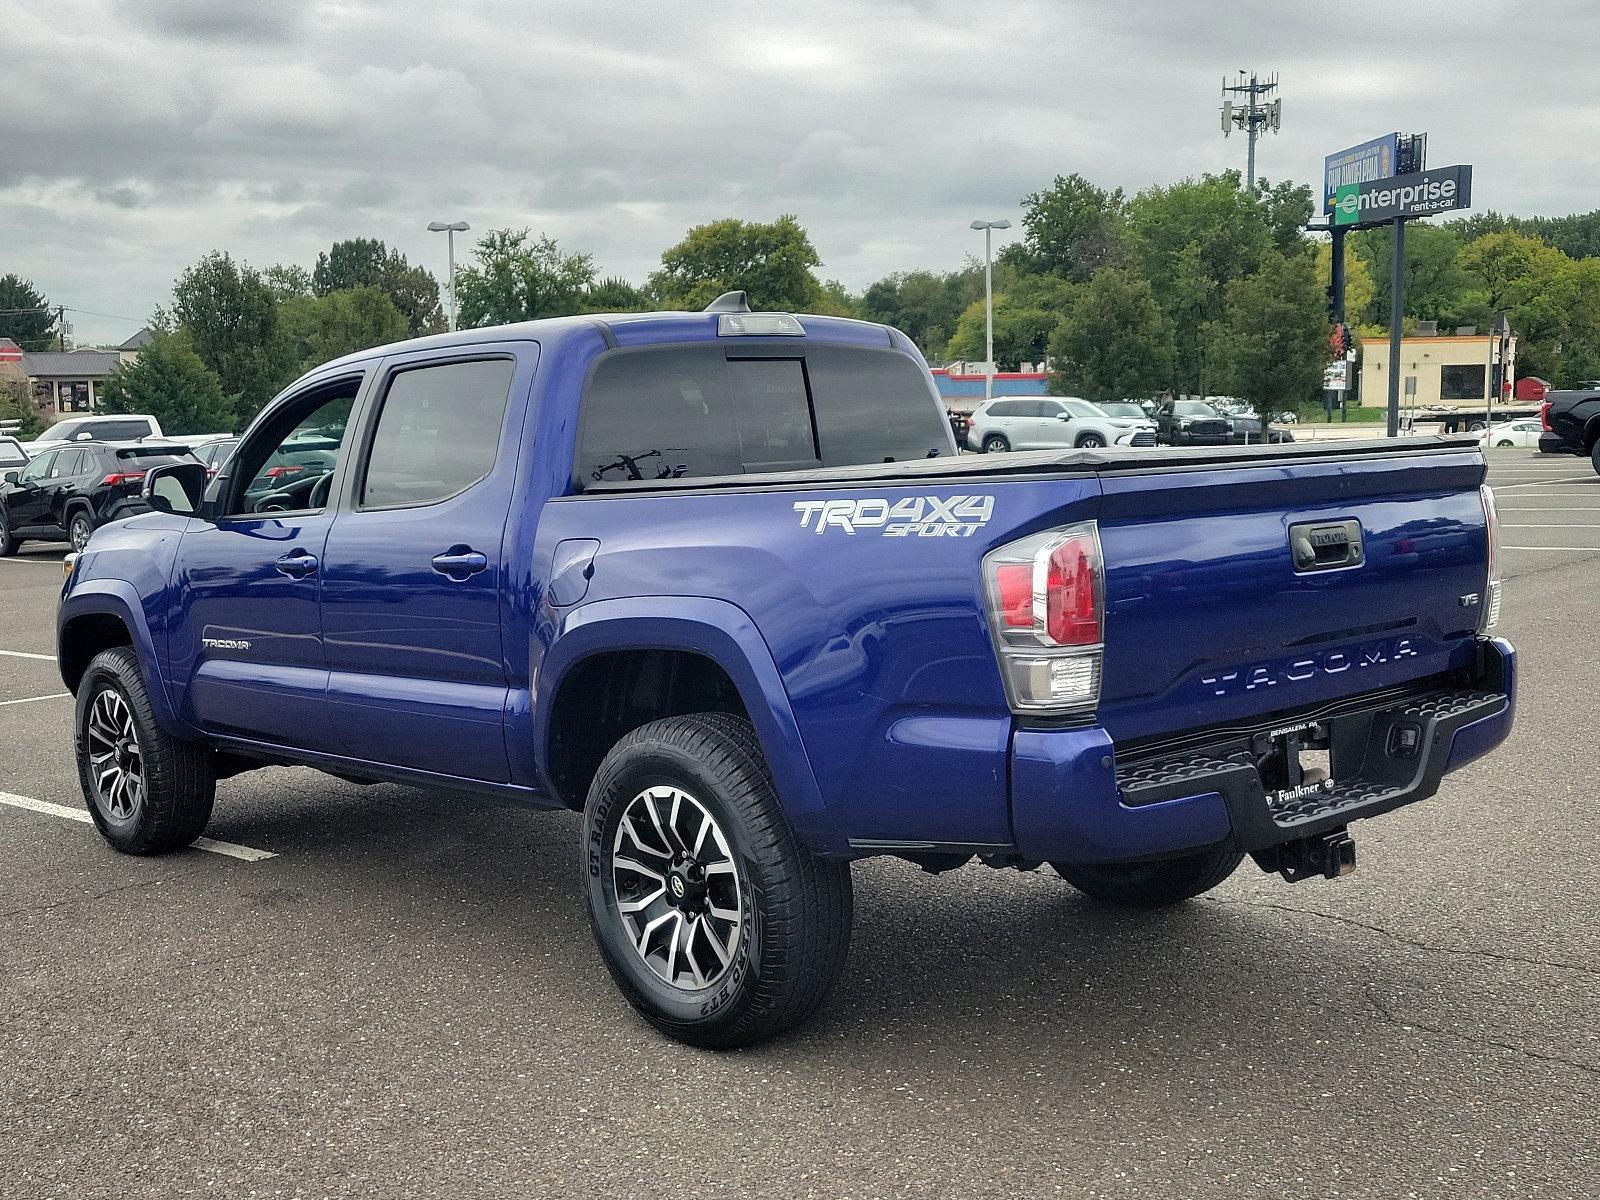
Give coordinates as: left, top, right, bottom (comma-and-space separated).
965, 397, 1157, 453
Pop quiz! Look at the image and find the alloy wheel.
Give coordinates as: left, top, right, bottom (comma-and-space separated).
85, 687, 143, 822
70, 516, 92, 552
610, 785, 743, 991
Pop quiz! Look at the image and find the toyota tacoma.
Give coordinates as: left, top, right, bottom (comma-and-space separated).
57, 294, 1515, 1048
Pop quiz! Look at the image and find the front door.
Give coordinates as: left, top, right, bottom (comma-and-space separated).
319, 350, 528, 783
169, 377, 363, 750
8, 449, 58, 532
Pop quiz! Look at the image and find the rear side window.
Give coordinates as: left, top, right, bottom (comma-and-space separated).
986, 400, 1023, 418
577, 345, 951, 484
362, 358, 516, 508
114, 449, 190, 468
91, 419, 153, 440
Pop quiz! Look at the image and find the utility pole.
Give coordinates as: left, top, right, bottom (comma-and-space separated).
969, 219, 1011, 403
1220, 71, 1281, 191
1386, 217, 1405, 438
56, 305, 66, 352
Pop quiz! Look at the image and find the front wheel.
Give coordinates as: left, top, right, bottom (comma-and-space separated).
583, 713, 853, 1049
1496, 439, 1515, 448
1590, 440, 1600, 477
76, 647, 215, 854
981, 433, 1010, 454
0, 508, 19, 556
1051, 843, 1243, 907
1075, 432, 1106, 449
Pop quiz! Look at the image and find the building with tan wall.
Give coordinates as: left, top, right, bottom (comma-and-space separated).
1359, 331, 1514, 415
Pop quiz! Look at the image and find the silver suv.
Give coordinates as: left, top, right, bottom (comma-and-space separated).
965, 397, 1157, 453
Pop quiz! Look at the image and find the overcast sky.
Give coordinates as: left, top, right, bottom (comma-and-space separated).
5, 0, 1598, 345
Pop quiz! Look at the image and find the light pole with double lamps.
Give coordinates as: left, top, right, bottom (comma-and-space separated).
427, 220, 471, 332
969, 219, 1011, 403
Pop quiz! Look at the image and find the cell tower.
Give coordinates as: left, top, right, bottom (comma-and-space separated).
1220, 70, 1281, 191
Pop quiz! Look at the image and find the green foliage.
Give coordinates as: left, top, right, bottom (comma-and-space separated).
582, 276, 655, 313
1351, 222, 1471, 324
97, 331, 234, 435
1016, 174, 1128, 282
858, 267, 985, 359
280, 286, 409, 371
168, 251, 296, 425
945, 294, 1057, 369
455, 229, 597, 328
1316, 241, 1377, 327
0, 381, 47, 439
1255, 178, 1315, 254
1046, 268, 1174, 403
1450, 209, 1600, 261
650, 215, 823, 312
262, 263, 314, 300
313, 238, 442, 336
0, 274, 57, 351
1209, 252, 1328, 412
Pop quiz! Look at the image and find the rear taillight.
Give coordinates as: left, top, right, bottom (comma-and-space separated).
1480, 484, 1502, 633
264, 465, 304, 479
1539, 401, 1552, 432
982, 522, 1105, 715
100, 472, 145, 486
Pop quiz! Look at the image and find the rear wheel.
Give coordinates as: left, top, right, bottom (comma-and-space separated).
68, 509, 94, 552
76, 647, 215, 854
1075, 432, 1106, 449
1590, 440, 1600, 477
1496, 439, 1515, 448
1052, 843, 1243, 907
583, 713, 853, 1049
981, 433, 1010, 454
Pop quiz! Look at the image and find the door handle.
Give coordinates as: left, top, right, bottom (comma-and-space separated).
274, 551, 319, 578
431, 547, 489, 579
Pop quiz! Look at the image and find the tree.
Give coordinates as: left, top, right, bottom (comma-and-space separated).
454, 229, 597, 328
0, 274, 57, 351
582, 276, 655, 313
280, 286, 409, 371
97, 331, 234, 435
650, 215, 824, 312
1352, 222, 1471, 324
1209, 252, 1328, 415
944, 294, 1056, 369
262, 263, 314, 300
168, 251, 296, 424
859, 269, 975, 359
1256, 178, 1315, 254
1316, 240, 1377, 327
1016, 173, 1128, 282
1046, 268, 1174, 403
0, 381, 46, 439
313, 238, 443, 336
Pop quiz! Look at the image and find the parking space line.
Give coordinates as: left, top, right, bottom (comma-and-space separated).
0, 792, 278, 861
1494, 478, 1596, 489
1503, 545, 1600, 552
0, 650, 55, 662
0, 692, 70, 706
1504, 523, 1600, 528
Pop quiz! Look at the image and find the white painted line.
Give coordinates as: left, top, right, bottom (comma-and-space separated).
0, 791, 277, 861
1503, 524, 1600, 528
1494, 478, 1596, 489
1503, 545, 1600, 552
0, 650, 55, 662
0, 692, 70, 707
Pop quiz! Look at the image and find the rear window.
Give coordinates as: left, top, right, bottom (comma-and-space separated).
113, 448, 190, 467
577, 344, 951, 484
0, 440, 25, 467
89, 419, 154, 440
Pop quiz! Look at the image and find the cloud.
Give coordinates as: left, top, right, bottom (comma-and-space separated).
2, 0, 1597, 345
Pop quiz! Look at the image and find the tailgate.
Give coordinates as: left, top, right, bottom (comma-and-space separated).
1094, 445, 1491, 743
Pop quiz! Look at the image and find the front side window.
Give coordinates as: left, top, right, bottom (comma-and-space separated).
362, 358, 516, 508
224, 381, 358, 516
20, 450, 56, 483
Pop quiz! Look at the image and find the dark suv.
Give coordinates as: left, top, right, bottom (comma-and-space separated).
1155, 400, 1233, 446
0, 441, 197, 554
1538, 390, 1600, 474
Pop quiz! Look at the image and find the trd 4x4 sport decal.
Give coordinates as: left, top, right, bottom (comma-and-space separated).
793, 496, 994, 537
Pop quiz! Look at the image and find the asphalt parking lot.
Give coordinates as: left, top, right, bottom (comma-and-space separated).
1, 449, 1596, 1199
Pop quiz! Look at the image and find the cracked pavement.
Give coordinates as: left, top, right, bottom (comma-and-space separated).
0, 451, 1596, 1198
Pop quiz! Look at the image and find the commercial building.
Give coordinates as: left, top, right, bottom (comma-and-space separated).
932, 365, 1049, 413
1358, 329, 1513, 415
0, 328, 151, 426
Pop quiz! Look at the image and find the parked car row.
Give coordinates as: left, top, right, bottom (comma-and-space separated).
964, 398, 1157, 453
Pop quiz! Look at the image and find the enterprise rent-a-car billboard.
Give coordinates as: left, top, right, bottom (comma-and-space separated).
1323, 134, 1398, 213
1332, 165, 1473, 226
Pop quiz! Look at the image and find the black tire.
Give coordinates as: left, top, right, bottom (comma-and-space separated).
75, 646, 215, 855
67, 508, 94, 553
1075, 433, 1106, 449
583, 713, 853, 1049
1051, 843, 1243, 907
1496, 439, 1515, 448
981, 433, 1010, 454
0, 508, 18, 556
1590, 440, 1600, 477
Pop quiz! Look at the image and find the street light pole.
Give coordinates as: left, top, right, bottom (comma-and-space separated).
427, 220, 471, 331
969, 219, 1011, 403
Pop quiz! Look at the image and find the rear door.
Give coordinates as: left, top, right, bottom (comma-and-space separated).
319, 348, 530, 782
46, 447, 91, 531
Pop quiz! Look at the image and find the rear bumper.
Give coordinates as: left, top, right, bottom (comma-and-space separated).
1538, 432, 1580, 455
1011, 638, 1516, 865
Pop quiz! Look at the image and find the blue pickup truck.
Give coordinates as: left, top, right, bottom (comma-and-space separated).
57, 294, 1515, 1048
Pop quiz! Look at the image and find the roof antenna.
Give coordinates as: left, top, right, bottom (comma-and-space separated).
703, 290, 751, 313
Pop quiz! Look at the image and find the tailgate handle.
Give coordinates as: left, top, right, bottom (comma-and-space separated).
1290, 519, 1363, 572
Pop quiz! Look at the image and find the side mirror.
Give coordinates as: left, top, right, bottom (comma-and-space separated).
1057, 413, 1073, 421
76, 431, 94, 441
2, 470, 17, 486
142, 461, 207, 516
